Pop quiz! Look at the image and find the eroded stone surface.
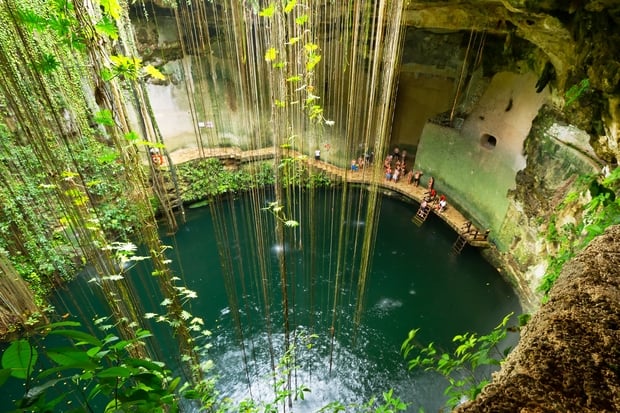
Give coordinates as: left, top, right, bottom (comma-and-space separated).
457, 224, 620, 412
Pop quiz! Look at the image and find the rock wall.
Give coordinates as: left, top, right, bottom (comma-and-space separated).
456, 224, 620, 412
492, 105, 602, 307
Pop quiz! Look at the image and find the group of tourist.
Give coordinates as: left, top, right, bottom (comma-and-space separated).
382, 147, 410, 182
350, 151, 375, 171
321, 145, 450, 214
378, 147, 449, 214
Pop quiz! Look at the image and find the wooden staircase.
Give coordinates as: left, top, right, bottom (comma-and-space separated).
412, 204, 431, 226
451, 234, 468, 255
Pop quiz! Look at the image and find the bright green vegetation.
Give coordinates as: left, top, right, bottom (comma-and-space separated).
175, 157, 332, 205
539, 167, 620, 297
401, 313, 526, 410
564, 78, 590, 107
0, 123, 147, 299
0, 321, 406, 412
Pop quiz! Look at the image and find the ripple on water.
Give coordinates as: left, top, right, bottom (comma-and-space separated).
208, 328, 410, 412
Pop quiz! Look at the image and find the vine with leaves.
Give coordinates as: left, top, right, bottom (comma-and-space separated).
539, 167, 620, 297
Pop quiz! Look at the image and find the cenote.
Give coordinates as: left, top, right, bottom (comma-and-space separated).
47, 187, 521, 412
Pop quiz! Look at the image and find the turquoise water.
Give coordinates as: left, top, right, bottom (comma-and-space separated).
159, 188, 521, 412
3, 188, 521, 412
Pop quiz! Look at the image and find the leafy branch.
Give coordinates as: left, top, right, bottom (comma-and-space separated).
262, 201, 299, 228
259, 0, 333, 125
402, 313, 515, 409
539, 168, 619, 297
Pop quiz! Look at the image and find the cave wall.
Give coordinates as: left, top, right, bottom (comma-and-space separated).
456, 224, 620, 413
413, 72, 548, 235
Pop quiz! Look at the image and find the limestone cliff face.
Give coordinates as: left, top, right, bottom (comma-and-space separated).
401, 0, 620, 306
456, 224, 620, 412
404, 0, 620, 163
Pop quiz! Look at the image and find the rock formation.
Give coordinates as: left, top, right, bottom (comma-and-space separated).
457, 224, 620, 412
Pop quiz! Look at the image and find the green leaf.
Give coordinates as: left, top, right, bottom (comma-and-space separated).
306, 53, 321, 71
110, 55, 142, 80
47, 347, 91, 366
265, 47, 278, 62
97, 150, 119, 164
47, 321, 82, 329
304, 42, 319, 52
2, 339, 37, 379
124, 357, 165, 372
97, 366, 133, 378
295, 14, 308, 25
48, 329, 102, 347
144, 64, 166, 80
100, 0, 123, 20
38, 361, 99, 379
17, 9, 46, 29
168, 376, 181, 392
32, 53, 60, 74
258, 3, 276, 17
284, 0, 297, 13
125, 131, 140, 141
95, 16, 119, 40
101, 68, 114, 81
0, 368, 12, 387
94, 109, 115, 126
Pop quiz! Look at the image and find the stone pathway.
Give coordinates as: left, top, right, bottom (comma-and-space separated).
166, 146, 490, 249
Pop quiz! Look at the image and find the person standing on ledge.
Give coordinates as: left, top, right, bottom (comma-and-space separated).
427, 176, 434, 191
392, 146, 400, 160
412, 170, 422, 187
314, 148, 321, 161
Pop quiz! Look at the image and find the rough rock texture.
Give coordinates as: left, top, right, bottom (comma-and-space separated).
456, 224, 620, 412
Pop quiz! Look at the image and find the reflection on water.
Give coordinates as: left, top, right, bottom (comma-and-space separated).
166, 190, 522, 412
41, 190, 521, 413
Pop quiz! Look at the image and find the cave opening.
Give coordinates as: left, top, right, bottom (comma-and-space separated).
481, 133, 498, 149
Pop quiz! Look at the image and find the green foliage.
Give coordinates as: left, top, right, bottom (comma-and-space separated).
2, 339, 38, 380
564, 78, 590, 107
402, 313, 515, 409
0, 124, 147, 298
94, 109, 115, 126
284, 0, 297, 14
539, 169, 620, 296
517, 313, 531, 327
258, 0, 333, 125
31, 53, 60, 74
103, 55, 142, 81
17, 0, 120, 52
258, 4, 276, 17
262, 201, 299, 228
0, 322, 406, 412
0, 322, 188, 412
176, 158, 331, 204
95, 15, 119, 40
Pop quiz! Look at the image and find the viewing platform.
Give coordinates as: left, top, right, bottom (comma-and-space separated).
163, 146, 491, 252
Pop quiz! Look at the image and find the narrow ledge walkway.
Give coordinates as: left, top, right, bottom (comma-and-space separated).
165, 146, 490, 251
